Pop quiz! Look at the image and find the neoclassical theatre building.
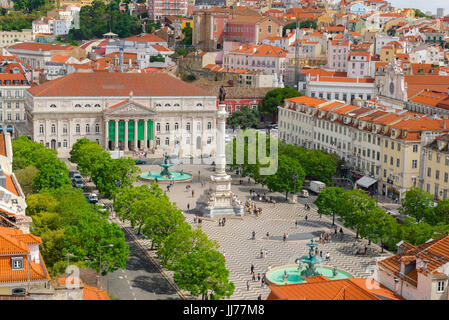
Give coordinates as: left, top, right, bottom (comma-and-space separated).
25, 72, 218, 158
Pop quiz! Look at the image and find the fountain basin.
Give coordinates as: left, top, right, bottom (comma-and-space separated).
265, 264, 352, 285
140, 171, 193, 183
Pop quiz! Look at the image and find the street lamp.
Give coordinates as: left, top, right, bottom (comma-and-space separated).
291, 173, 298, 202
98, 244, 114, 288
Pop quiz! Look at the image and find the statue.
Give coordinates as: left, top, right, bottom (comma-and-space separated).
219, 85, 226, 102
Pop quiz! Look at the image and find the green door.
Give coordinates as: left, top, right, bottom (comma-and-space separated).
118, 121, 125, 141
128, 120, 135, 141
147, 120, 154, 140
138, 120, 145, 140
108, 120, 115, 141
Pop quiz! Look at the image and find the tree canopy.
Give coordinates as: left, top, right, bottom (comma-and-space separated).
226, 106, 259, 130
260, 88, 302, 116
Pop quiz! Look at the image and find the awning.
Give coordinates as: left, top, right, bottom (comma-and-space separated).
356, 176, 377, 189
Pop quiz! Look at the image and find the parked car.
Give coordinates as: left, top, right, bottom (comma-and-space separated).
88, 193, 98, 204
73, 173, 82, 180
73, 181, 84, 189
69, 171, 78, 178
135, 159, 147, 165
94, 203, 108, 214
300, 189, 309, 198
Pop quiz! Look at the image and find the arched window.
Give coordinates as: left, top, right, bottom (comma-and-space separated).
39, 124, 44, 134
85, 104, 91, 108
76, 124, 80, 133
63, 139, 67, 148
51, 124, 56, 134
156, 123, 160, 132
75, 104, 81, 108
156, 137, 160, 145
86, 124, 90, 133
174, 103, 180, 107
196, 103, 203, 108
165, 137, 169, 145
50, 104, 56, 108
94, 104, 101, 108
95, 123, 100, 133
165, 103, 171, 107
165, 123, 170, 132
174, 122, 179, 131
186, 122, 191, 131
207, 137, 212, 144
156, 103, 161, 107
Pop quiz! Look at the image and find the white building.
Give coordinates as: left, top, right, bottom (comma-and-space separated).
376, 236, 449, 300
327, 40, 350, 72
347, 51, 372, 78
25, 72, 218, 158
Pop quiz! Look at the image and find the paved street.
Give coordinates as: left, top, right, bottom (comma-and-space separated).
135, 162, 392, 300
103, 225, 181, 300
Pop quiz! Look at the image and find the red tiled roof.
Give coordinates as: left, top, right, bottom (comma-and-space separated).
27, 73, 213, 98
124, 33, 166, 43
8, 43, 75, 52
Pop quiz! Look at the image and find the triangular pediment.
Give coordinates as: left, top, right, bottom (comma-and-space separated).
105, 99, 156, 115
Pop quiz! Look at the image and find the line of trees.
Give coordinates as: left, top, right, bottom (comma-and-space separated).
11, 137, 129, 276
227, 130, 337, 199
114, 184, 234, 299
69, 138, 140, 199
315, 186, 449, 251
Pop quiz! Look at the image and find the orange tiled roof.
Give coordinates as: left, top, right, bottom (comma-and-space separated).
8, 43, 75, 52
124, 33, 166, 43
391, 119, 446, 131
410, 89, 448, 107
318, 101, 345, 111
284, 95, 326, 107
27, 73, 213, 98
267, 278, 384, 300
0, 133, 5, 157
230, 44, 288, 57
83, 285, 110, 300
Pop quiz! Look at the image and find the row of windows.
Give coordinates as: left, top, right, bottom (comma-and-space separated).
155, 136, 213, 146
427, 167, 449, 182
155, 121, 212, 132
0, 102, 21, 109
39, 123, 101, 134
0, 113, 24, 121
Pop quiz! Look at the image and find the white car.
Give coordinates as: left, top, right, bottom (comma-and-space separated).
88, 193, 98, 204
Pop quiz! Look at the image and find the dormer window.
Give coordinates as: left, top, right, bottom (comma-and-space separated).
75, 104, 81, 108
11, 257, 24, 270
94, 104, 101, 108
85, 104, 91, 108
174, 103, 180, 107
196, 103, 203, 108
165, 103, 171, 107
156, 103, 161, 107
391, 129, 396, 137
50, 104, 56, 108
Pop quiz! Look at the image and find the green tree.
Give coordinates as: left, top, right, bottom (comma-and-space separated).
26, 192, 58, 216
400, 187, 434, 222
428, 199, 449, 225
226, 106, 259, 130
265, 153, 305, 199
260, 88, 302, 117
14, 165, 39, 196
337, 189, 377, 239
182, 25, 192, 45
173, 247, 234, 299
359, 206, 398, 249
314, 187, 344, 225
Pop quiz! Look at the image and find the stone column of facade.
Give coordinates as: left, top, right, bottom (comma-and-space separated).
114, 119, 119, 150
134, 119, 138, 151
144, 119, 148, 151
104, 119, 109, 151
124, 119, 129, 151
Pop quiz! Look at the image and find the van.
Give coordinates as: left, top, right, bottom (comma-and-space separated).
88, 193, 98, 204
301, 189, 309, 198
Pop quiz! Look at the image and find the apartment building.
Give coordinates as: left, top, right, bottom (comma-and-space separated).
148, 0, 188, 21
422, 134, 449, 200
278, 95, 449, 200
327, 40, 350, 72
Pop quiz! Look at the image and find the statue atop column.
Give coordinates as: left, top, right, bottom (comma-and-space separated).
219, 85, 226, 102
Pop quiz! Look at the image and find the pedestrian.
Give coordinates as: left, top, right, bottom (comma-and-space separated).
283, 233, 286, 242
320, 250, 323, 258
257, 294, 262, 300
187, 203, 190, 211
223, 217, 226, 225
334, 228, 337, 236
265, 249, 268, 258
286, 233, 288, 241
248, 177, 250, 184
260, 249, 264, 259
193, 215, 196, 224
325, 252, 330, 261
266, 232, 270, 239
295, 220, 298, 228
218, 218, 222, 226
364, 246, 368, 255
261, 277, 265, 288
252, 272, 256, 282
250, 264, 254, 274
305, 214, 308, 221
252, 231, 256, 240
257, 273, 261, 281
192, 190, 195, 197
247, 280, 250, 291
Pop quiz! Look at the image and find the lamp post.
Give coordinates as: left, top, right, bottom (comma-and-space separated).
98, 244, 114, 288
291, 173, 298, 202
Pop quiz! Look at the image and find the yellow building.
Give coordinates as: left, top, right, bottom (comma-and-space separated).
175, 17, 193, 40
380, 43, 404, 63
379, 119, 447, 200
422, 134, 449, 200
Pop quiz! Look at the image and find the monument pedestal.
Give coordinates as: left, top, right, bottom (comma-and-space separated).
196, 101, 244, 218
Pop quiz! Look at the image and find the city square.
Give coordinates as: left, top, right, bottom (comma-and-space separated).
130, 161, 390, 299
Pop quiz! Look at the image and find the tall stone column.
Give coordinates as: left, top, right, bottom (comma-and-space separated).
124, 119, 129, 151
114, 119, 119, 150
144, 119, 148, 150
134, 119, 138, 151
216, 104, 227, 174
104, 119, 109, 150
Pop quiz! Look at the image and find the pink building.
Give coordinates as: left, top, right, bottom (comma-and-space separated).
223, 44, 288, 78
327, 39, 350, 72
347, 51, 371, 78
148, 0, 187, 21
